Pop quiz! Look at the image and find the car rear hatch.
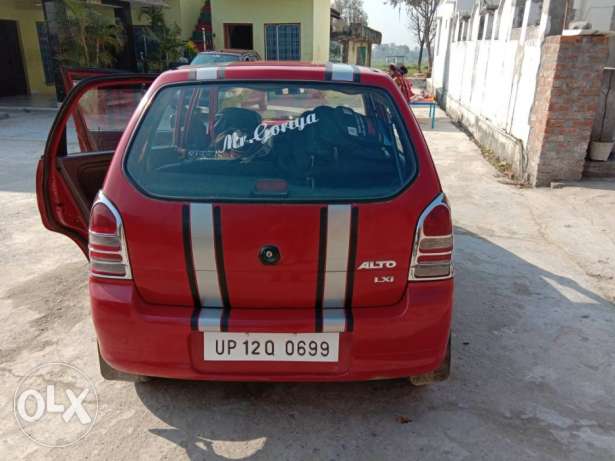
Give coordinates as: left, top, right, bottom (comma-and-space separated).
121, 79, 421, 311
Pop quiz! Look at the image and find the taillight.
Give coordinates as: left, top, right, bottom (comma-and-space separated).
88, 192, 132, 279
409, 193, 453, 280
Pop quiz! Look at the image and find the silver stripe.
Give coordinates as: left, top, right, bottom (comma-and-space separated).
323, 309, 346, 332
196, 67, 218, 80
331, 64, 355, 82
198, 309, 223, 332
190, 204, 224, 308
323, 205, 351, 309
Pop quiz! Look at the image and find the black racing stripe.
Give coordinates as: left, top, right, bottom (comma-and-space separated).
183, 205, 201, 331
315, 207, 328, 332
351, 65, 361, 82
217, 67, 225, 80
324, 62, 333, 81
213, 206, 231, 331
344, 207, 359, 332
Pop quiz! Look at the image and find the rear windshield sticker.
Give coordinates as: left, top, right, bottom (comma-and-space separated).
218, 113, 319, 154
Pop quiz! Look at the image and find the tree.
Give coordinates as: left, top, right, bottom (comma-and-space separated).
57, 0, 125, 68
139, 7, 183, 72
388, 0, 438, 72
333, 0, 369, 26
191, 0, 214, 51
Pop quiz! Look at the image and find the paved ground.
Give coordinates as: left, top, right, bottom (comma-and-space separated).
0, 107, 614, 460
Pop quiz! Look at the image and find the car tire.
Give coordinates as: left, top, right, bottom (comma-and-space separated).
409, 336, 451, 386
98, 345, 151, 382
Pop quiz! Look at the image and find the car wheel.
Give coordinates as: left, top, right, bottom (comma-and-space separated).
409, 336, 451, 386
98, 345, 151, 382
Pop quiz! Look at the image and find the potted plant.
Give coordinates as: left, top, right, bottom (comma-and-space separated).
589, 69, 614, 161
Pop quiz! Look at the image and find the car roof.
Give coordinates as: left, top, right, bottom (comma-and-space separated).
159, 62, 392, 90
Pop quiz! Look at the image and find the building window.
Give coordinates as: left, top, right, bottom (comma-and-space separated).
493, 5, 503, 39
224, 24, 254, 49
356, 46, 367, 65
513, 0, 527, 28
265, 24, 300, 60
459, 18, 469, 41
36, 22, 54, 85
485, 12, 495, 39
458, 18, 466, 41
478, 14, 486, 39
567, 0, 615, 31
330, 40, 343, 63
451, 17, 457, 42
527, 0, 543, 27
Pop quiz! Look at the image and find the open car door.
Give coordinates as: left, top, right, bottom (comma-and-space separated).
36, 73, 155, 255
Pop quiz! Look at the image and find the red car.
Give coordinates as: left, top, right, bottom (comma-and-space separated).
37, 62, 454, 384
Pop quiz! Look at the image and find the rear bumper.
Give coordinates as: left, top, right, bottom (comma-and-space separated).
91, 278, 453, 381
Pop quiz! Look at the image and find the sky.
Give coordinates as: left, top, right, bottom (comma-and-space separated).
362, 0, 415, 48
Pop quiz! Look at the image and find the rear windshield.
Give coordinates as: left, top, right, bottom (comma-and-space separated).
191, 53, 240, 65
125, 82, 417, 202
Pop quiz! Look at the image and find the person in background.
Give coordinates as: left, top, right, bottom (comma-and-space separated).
388, 64, 414, 103
387, 64, 398, 78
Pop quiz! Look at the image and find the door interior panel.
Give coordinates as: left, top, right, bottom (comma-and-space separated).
58, 151, 114, 216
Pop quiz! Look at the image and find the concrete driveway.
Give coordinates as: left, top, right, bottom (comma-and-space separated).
1, 107, 614, 460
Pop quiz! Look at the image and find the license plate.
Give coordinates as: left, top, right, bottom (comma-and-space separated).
204, 332, 339, 362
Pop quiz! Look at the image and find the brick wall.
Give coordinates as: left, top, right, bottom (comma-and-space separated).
526, 35, 609, 186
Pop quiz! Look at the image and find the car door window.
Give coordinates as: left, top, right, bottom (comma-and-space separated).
66, 84, 148, 154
